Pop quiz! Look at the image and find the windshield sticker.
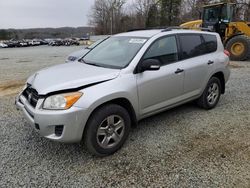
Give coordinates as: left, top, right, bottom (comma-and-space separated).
129, 39, 147, 44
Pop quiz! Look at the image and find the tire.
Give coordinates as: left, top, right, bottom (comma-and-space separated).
84, 104, 131, 156
197, 77, 222, 110
225, 35, 250, 61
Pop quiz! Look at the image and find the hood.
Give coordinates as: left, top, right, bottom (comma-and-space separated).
27, 62, 120, 95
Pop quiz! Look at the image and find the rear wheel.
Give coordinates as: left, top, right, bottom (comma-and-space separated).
225, 35, 250, 61
197, 77, 222, 110
84, 104, 131, 156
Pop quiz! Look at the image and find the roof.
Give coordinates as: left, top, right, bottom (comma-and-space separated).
113, 28, 216, 38
114, 29, 162, 38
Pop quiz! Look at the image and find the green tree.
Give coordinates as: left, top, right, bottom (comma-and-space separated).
0, 30, 9, 40
160, 0, 182, 26
146, 4, 159, 27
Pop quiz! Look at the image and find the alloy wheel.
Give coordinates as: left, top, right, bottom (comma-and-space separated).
96, 115, 125, 149
207, 82, 219, 105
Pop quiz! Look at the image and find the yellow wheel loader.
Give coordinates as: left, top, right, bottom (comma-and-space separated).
180, 3, 250, 61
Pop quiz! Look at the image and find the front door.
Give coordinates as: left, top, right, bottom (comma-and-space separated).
136, 35, 184, 116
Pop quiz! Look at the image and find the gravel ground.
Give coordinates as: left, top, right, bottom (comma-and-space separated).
0, 46, 250, 187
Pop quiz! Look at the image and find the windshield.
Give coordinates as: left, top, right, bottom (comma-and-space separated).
86, 38, 106, 49
83, 36, 148, 69
203, 6, 220, 22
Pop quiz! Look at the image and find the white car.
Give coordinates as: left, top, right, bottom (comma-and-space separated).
0, 42, 8, 48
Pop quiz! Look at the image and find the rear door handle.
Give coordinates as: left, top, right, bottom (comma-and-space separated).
175, 68, 184, 74
207, 60, 214, 65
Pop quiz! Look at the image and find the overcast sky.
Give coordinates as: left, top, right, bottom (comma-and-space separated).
0, 0, 95, 29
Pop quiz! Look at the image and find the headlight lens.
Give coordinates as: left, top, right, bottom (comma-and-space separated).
43, 92, 83, 110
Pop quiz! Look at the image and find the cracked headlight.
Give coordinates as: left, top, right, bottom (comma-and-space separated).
43, 92, 83, 110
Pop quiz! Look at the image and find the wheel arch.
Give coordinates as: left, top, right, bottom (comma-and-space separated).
211, 72, 225, 94
85, 97, 138, 133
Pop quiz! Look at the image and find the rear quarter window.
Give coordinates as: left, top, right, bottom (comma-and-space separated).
179, 34, 204, 59
202, 34, 217, 53
179, 34, 218, 60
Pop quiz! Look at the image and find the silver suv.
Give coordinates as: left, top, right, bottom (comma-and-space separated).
16, 29, 230, 156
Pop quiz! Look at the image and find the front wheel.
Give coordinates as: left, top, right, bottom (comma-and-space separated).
197, 77, 222, 110
84, 104, 131, 156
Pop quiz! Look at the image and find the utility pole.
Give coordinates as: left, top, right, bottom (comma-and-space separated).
110, 1, 114, 35
111, 7, 113, 35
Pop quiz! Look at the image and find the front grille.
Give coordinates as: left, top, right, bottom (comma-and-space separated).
23, 87, 40, 108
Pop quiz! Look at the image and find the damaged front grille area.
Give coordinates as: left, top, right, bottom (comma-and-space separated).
23, 87, 40, 108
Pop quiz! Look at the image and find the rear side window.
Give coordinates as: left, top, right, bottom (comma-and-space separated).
179, 34, 204, 59
143, 36, 178, 65
202, 34, 217, 53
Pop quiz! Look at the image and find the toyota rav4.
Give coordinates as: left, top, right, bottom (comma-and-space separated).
16, 29, 230, 156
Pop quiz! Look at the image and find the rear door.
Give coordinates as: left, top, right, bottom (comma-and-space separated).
177, 33, 214, 98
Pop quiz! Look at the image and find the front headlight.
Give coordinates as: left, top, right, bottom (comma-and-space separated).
43, 92, 83, 110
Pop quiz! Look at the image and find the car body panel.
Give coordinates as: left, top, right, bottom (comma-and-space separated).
136, 62, 184, 115
27, 62, 120, 95
16, 94, 89, 142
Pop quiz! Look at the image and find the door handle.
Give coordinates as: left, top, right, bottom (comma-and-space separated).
175, 68, 184, 74
207, 60, 214, 65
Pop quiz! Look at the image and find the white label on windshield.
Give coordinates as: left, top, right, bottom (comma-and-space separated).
129, 39, 147, 44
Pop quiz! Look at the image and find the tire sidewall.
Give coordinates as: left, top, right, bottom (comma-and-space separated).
85, 104, 131, 156
225, 36, 250, 61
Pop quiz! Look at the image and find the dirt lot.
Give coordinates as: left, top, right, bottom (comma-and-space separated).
0, 46, 250, 187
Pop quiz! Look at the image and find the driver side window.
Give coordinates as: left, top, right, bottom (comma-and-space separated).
143, 36, 178, 65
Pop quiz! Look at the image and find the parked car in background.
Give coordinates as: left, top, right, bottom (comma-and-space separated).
5, 40, 18, 48
2, 38, 78, 48
28, 40, 41, 46
19, 40, 29, 47
0, 42, 8, 48
65, 38, 108, 62
49, 39, 63, 46
48, 39, 80, 47
16, 29, 230, 156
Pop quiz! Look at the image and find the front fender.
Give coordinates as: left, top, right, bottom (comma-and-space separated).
73, 74, 139, 119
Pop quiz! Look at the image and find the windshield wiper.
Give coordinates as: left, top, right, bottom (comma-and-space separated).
79, 58, 101, 67
84, 62, 102, 67
80, 58, 121, 69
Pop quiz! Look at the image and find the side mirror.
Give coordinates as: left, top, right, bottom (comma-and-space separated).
138, 59, 161, 73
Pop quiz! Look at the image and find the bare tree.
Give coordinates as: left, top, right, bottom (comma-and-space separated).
89, 0, 125, 35
133, 0, 156, 27
88, 0, 250, 35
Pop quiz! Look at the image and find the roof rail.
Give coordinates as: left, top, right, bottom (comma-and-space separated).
127, 26, 213, 33
161, 26, 213, 32
127, 26, 166, 32
127, 28, 147, 32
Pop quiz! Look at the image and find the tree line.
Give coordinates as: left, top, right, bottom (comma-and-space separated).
89, 0, 250, 35
0, 27, 92, 40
